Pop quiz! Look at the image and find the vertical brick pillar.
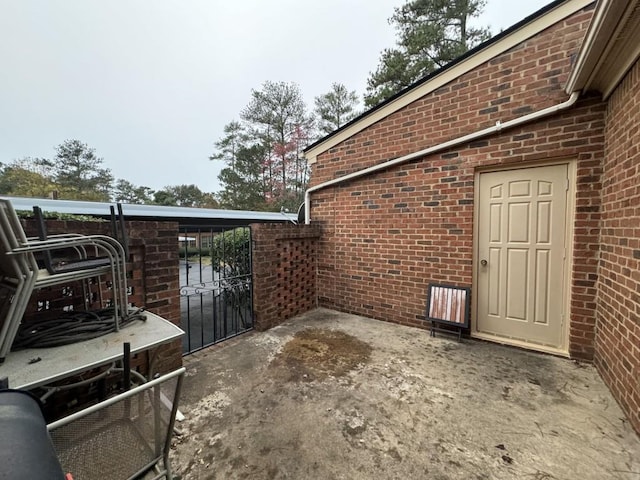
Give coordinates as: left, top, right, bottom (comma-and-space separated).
251, 223, 320, 330
127, 220, 182, 373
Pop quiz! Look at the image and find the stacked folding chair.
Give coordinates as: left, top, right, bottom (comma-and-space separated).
0, 199, 130, 362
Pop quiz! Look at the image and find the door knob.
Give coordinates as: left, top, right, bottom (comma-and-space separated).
480, 259, 488, 266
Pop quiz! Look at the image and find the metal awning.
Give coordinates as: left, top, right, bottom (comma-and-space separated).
1, 195, 297, 228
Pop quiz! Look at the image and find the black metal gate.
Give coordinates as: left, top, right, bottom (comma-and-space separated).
179, 225, 253, 354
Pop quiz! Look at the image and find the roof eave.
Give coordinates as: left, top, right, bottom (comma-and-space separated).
304, 0, 594, 163
565, 0, 639, 98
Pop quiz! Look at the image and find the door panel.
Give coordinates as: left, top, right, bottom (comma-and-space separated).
476, 165, 568, 349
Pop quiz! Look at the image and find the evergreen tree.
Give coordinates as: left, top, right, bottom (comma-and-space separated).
314, 83, 360, 135
153, 184, 217, 208
217, 144, 269, 210
113, 179, 154, 204
209, 121, 245, 170
153, 189, 177, 206
241, 81, 312, 206
212, 82, 313, 211
52, 140, 113, 201
365, 0, 491, 107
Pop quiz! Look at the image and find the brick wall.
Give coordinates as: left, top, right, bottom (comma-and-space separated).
20, 218, 182, 419
251, 223, 320, 330
309, 6, 604, 359
595, 58, 640, 433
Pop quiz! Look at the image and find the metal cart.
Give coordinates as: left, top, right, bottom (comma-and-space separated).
48, 367, 185, 480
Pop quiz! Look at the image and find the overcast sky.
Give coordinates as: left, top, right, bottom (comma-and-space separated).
1, 0, 551, 195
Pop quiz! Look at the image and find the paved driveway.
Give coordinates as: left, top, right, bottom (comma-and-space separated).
172, 308, 640, 479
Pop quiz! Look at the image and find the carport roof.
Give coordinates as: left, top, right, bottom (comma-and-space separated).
1, 195, 296, 228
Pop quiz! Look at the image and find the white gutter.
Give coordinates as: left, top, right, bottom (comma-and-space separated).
304, 91, 580, 224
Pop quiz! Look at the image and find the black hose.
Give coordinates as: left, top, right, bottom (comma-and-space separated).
12, 308, 146, 350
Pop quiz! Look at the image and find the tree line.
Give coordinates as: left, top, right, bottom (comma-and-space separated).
0, 80, 361, 210
1, 1, 490, 211
0, 139, 218, 207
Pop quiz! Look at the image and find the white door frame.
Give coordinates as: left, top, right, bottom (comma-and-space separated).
471, 160, 576, 356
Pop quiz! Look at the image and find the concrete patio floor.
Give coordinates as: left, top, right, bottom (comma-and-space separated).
171, 308, 640, 480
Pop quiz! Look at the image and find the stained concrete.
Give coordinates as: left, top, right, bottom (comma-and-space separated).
171, 308, 640, 479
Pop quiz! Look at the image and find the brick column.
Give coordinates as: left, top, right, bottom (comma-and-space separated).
251, 223, 320, 330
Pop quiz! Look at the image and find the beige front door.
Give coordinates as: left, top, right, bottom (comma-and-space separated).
476, 164, 568, 350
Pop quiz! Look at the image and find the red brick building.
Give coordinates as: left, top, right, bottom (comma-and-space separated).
303, 0, 639, 433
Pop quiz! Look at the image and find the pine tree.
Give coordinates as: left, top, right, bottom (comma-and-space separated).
365, 0, 491, 107
314, 83, 360, 135
113, 179, 154, 204
53, 139, 113, 201
212, 82, 313, 211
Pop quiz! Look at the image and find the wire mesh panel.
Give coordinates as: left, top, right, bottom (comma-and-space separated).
48, 368, 184, 480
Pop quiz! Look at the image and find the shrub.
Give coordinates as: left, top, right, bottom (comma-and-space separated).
210, 227, 251, 277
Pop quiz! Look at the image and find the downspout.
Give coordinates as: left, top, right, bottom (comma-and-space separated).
304, 91, 580, 224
